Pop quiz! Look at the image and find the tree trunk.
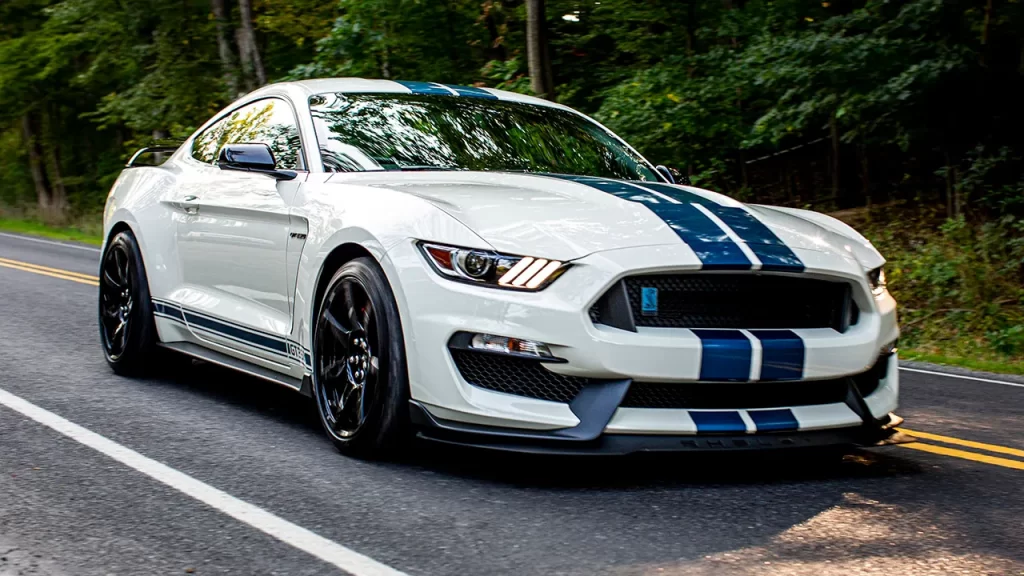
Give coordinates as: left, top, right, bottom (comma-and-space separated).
211, 0, 239, 95
483, 1, 507, 61
21, 114, 52, 210
525, 0, 555, 99
858, 141, 870, 212
980, 0, 993, 66
944, 152, 954, 219
829, 111, 840, 204
236, 0, 266, 88
43, 136, 68, 221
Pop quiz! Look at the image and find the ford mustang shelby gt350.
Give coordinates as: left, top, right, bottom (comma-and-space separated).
99, 78, 901, 457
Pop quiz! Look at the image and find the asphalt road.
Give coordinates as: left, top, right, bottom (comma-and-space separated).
0, 231, 1021, 576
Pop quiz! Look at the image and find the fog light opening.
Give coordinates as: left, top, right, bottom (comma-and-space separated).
470, 334, 554, 359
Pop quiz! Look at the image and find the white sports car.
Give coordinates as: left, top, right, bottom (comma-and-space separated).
100, 78, 901, 457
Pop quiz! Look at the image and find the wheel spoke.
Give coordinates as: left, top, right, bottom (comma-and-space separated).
113, 249, 127, 284
341, 281, 361, 328
102, 303, 120, 319
102, 268, 120, 288
321, 309, 353, 342
322, 358, 347, 381
367, 355, 379, 376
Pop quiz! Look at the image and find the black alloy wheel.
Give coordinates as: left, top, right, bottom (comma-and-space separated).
99, 230, 157, 374
100, 242, 134, 359
313, 257, 409, 457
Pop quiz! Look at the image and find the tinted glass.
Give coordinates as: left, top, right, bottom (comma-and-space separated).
191, 98, 303, 170
309, 93, 659, 180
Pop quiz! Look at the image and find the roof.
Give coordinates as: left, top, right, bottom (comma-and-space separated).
258, 78, 570, 111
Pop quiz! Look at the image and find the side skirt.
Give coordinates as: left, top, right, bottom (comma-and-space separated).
159, 341, 304, 393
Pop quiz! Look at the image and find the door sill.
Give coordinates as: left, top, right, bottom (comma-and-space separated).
159, 341, 304, 392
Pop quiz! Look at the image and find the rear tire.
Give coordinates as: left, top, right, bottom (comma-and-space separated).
312, 257, 410, 459
99, 230, 158, 375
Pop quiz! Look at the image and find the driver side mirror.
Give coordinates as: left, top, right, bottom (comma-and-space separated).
218, 143, 296, 180
656, 165, 691, 186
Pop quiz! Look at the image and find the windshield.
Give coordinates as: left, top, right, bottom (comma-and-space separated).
308, 92, 660, 181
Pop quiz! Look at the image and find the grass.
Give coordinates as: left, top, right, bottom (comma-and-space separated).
900, 350, 1024, 376
0, 215, 103, 246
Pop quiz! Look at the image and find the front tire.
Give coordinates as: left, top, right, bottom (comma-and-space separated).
312, 257, 410, 458
99, 230, 158, 375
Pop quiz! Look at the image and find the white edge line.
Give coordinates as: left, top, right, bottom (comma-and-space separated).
0, 231, 101, 252
0, 387, 408, 576
898, 366, 1024, 389
691, 204, 763, 270
739, 329, 762, 382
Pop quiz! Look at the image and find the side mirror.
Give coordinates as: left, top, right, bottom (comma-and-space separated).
218, 143, 296, 180
656, 165, 691, 186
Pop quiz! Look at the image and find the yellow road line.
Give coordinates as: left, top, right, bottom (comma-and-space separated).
899, 442, 1024, 470
0, 256, 98, 281
0, 260, 98, 286
899, 428, 1024, 459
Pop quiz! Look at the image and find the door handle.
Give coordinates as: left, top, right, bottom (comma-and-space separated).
180, 195, 199, 214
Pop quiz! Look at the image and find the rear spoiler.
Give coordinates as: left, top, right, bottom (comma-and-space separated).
126, 145, 181, 168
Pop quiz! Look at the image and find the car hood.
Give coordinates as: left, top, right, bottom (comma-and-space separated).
333, 171, 880, 266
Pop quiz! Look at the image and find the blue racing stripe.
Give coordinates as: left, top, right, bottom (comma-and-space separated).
630, 181, 804, 272
748, 409, 799, 432
152, 300, 184, 322
183, 311, 289, 354
702, 206, 804, 272
442, 84, 498, 99
394, 80, 454, 96
544, 175, 752, 270
693, 329, 752, 381
690, 411, 747, 433
751, 330, 805, 381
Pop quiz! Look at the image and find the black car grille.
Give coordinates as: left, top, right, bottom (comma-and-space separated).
450, 348, 885, 408
620, 379, 852, 409
590, 274, 856, 331
450, 349, 588, 404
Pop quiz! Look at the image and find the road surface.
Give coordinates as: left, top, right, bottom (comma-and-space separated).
0, 231, 1021, 575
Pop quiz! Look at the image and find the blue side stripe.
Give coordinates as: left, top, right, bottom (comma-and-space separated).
182, 311, 289, 354
152, 301, 183, 322
690, 411, 746, 433
693, 329, 751, 381
629, 181, 804, 272
442, 84, 498, 99
395, 80, 454, 96
543, 175, 752, 270
751, 330, 805, 381
748, 409, 799, 432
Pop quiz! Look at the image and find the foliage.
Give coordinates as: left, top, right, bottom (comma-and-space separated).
0, 0, 1021, 364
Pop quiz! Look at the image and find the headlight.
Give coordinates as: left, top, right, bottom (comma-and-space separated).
867, 265, 887, 296
419, 242, 568, 290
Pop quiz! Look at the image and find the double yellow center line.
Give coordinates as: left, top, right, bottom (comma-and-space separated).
1, 253, 1022, 471
898, 428, 1024, 470
0, 256, 99, 286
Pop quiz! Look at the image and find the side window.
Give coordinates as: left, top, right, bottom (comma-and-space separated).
190, 98, 304, 170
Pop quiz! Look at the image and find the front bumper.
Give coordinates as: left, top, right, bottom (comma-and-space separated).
386, 239, 901, 442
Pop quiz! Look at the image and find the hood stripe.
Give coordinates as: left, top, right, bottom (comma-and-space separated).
395, 80, 456, 96
543, 174, 753, 270
629, 182, 805, 272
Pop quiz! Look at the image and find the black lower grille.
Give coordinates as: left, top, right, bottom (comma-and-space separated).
620, 379, 851, 409
451, 349, 587, 403
591, 274, 855, 331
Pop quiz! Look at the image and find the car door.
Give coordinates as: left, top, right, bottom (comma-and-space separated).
173, 98, 307, 373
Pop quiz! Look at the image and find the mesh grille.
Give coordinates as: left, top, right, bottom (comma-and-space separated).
592, 274, 852, 330
451, 349, 588, 403
620, 379, 850, 409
